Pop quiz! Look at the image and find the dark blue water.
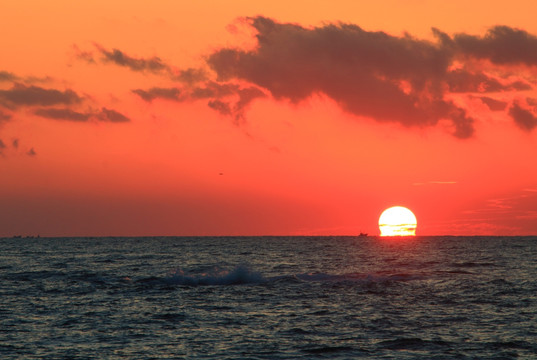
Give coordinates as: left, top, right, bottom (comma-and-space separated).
1, 236, 536, 359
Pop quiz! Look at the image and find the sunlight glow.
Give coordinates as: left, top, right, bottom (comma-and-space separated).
379, 206, 417, 236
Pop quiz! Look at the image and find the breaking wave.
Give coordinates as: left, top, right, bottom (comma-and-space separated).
163, 265, 423, 286
164, 265, 265, 285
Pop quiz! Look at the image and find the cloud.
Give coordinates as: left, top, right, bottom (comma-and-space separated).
132, 80, 265, 124
207, 17, 477, 137
508, 102, 537, 131
0, 84, 82, 109
0, 70, 52, 85
76, 20, 537, 135
72, 44, 96, 64
188, 81, 265, 123
95, 45, 170, 74
98, 108, 130, 122
448, 106, 475, 138
0, 71, 18, 82
207, 100, 232, 116
202, 17, 537, 136
0, 76, 129, 126
190, 81, 240, 99
445, 69, 531, 93
34, 108, 91, 122
0, 137, 38, 159
451, 26, 537, 66
34, 107, 130, 123
80, 45, 210, 87
479, 96, 508, 111
173, 68, 207, 84
132, 87, 181, 102
191, 82, 265, 124
233, 86, 266, 123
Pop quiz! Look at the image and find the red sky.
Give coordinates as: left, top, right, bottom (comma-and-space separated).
1, 0, 537, 236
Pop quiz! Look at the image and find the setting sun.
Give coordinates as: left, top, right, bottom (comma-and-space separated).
379, 206, 417, 236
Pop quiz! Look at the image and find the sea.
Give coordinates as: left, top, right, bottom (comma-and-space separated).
1, 236, 536, 359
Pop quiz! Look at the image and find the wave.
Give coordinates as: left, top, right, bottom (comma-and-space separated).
164, 265, 265, 285
163, 265, 423, 286
293, 272, 421, 283
451, 261, 497, 268
302, 345, 357, 354
378, 337, 452, 351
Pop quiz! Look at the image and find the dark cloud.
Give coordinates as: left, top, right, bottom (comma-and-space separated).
98, 108, 130, 123
96, 45, 170, 74
132, 87, 181, 102
131, 79, 265, 124
79, 45, 208, 86
208, 100, 232, 116
23, 75, 54, 84
173, 68, 207, 84
452, 26, 537, 66
448, 106, 475, 139
0, 70, 52, 87
74, 20, 537, 135
510, 81, 533, 91
34, 107, 130, 123
0, 71, 52, 85
0, 84, 82, 109
34, 108, 91, 122
0, 138, 37, 158
509, 102, 537, 131
233, 86, 265, 123
191, 81, 240, 99
188, 82, 265, 124
72, 44, 96, 64
0, 71, 18, 82
207, 16, 475, 137
479, 97, 508, 111
204, 17, 537, 137
446, 70, 531, 93
74, 44, 264, 125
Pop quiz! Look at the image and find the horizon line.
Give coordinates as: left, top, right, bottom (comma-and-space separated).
1, 234, 536, 239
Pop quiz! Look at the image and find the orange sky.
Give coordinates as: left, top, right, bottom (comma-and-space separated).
1, 1, 537, 236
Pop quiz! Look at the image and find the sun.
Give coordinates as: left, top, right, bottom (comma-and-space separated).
379, 206, 417, 236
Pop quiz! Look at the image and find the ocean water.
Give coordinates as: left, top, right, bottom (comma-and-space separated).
1, 236, 536, 359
